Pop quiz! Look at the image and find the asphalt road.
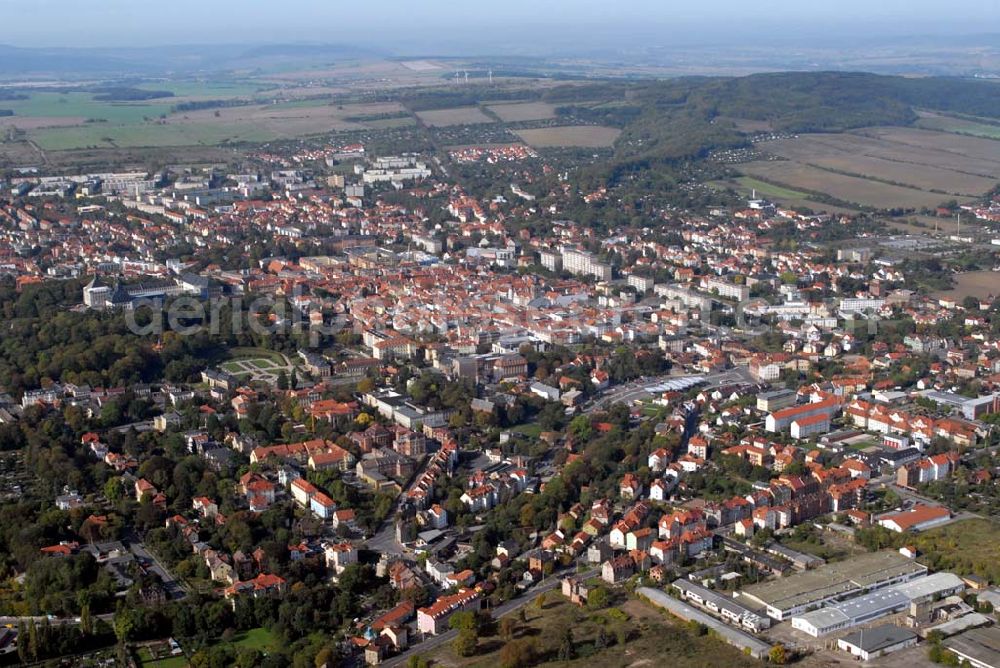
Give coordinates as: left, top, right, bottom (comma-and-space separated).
0, 612, 114, 626
381, 567, 599, 667
365, 517, 405, 557
130, 541, 189, 600
106, 420, 153, 434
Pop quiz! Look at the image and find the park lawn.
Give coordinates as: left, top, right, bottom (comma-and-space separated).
511, 423, 543, 438
142, 657, 188, 668
226, 347, 287, 364
230, 627, 280, 652
427, 596, 758, 668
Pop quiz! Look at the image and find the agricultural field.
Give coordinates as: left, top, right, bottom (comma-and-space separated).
856, 126, 1000, 165
716, 176, 861, 215
0, 91, 176, 124
744, 127, 1000, 211
740, 160, 968, 210
415, 106, 494, 127
0, 141, 44, 166
171, 99, 402, 131
916, 111, 1000, 140
730, 176, 810, 200
713, 176, 860, 215
774, 131, 1000, 181
30, 122, 272, 150
485, 101, 558, 122
933, 271, 1000, 302
0, 85, 412, 150
514, 125, 621, 148
24, 100, 406, 150
762, 134, 999, 196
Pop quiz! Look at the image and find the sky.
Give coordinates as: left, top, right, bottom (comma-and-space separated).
1, 0, 998, 50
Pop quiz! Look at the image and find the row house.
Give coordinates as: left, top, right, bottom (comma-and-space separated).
416, 589, 481, 635
659, 508, 706, 540
897, 453, 958, 488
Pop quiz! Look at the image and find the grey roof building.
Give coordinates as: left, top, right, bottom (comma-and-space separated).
836, 625, 917, 661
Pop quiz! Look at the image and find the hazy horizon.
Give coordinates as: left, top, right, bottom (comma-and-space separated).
3, 0, 1000, 53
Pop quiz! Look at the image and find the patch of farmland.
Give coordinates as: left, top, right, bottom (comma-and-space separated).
740, 160, 964, 210
768, 132, 1000, 180
514, 125, 620, 148
172, 101, 370, 132
414, 106, 494, 127
855, 127, 1000, 165
485, 101, 558, 122
915, 112, 1000, 140
763, 136, 998, 196
0, 115, 87, 131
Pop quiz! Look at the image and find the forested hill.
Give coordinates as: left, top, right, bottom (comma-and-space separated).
543, 71, 1000, 172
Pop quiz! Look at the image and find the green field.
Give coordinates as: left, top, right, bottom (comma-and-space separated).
142, 657, 187, 668
31, 121, 278, 150
229, 627, 280, 652
220, 361, 251, 374
0, 85, 359, 150
1, 81, 266, 121
225, 348, 288, 364
138, 81, 268, 99
1, 92, 175, 123
510, 423, 543, 438
916, 113, 1000, 140
732, 176, 811, 201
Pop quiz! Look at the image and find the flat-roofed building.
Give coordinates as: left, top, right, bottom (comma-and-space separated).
943, 626, 1000, 668
737, 551, 927, 621
672, 578, 771, 632
561, 248, 612, 282
791, 572, 964, 637
757, 389, 796, 413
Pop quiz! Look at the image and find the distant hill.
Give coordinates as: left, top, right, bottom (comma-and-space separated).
542, 71, 1000, 172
